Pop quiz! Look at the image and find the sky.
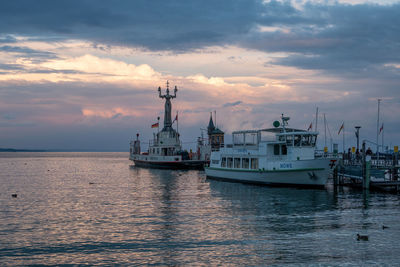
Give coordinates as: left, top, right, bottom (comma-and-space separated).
0, 0, 399, 152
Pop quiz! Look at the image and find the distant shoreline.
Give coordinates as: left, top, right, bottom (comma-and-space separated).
0, 149, 128, 152
0, 148, 46, 152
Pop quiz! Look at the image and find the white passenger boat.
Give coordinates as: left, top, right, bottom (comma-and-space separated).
205, 115, 336, 187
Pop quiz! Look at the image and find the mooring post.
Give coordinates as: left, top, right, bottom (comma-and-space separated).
333, 166, 338, 186
362, 141, 370, 190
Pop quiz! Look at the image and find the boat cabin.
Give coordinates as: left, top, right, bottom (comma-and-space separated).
210, 127, 319, 170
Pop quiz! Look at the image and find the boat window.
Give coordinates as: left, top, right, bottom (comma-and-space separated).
250, 158, 258, 169
311, 135, 317, 146
245, 133, 258, 145
278, 135, 285, 142
260, 131, 275, 142
212, 160, 219, 165
301, 135, 311, 146
274, 144, 280, 155
282, 144, 287, 155
294, 135, 301, 146
221, 157, 226, 167
233, 134, 244, 145
242, 158, 249, 169
234, 158, 241, 168
157, 148, 160, 154
227, 158, 233, 168
286, 135, 293, 146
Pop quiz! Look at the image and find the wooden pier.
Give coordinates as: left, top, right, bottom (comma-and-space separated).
333, 141, 400, 193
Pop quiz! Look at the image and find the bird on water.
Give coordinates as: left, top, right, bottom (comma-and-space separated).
357, 234, 368, 241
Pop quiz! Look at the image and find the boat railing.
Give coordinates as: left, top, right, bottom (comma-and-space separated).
315, 150, 337, 158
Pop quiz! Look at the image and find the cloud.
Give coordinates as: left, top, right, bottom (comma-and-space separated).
0, 45, 57, 58
0, 1, 399, 75
0, 54, 161, 83
223, 101, 243, 107
0, 35, 17, 43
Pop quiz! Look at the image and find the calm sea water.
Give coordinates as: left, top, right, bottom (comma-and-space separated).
1, 152, 399, 266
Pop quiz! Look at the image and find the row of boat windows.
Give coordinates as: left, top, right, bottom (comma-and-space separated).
278, 135, 317, 147
215, 157, 259, 169
150, 147, 175, 156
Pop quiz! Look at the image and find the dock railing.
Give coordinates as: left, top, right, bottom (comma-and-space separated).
334, 142, 400, 192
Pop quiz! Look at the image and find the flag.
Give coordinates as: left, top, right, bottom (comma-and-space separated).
379, 123, 384, 134
151, 122, 159, 128
173, 112, 178, 123
307, 122, 312, 131
338, 123, 344, 135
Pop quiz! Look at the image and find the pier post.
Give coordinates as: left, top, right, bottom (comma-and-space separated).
362, 141, 370, 190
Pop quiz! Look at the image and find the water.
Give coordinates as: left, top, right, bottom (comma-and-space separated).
1, 152, 399, 266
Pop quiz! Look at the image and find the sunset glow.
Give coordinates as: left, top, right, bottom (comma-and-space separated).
0, 0, 399, 151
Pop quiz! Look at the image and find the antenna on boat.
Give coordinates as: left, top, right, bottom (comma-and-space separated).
281, 114, 290, 132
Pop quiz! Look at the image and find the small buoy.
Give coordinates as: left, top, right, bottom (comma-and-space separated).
357, 234, 368, 241
382, 225, 389, 230
11, 194, 17, 198
47, 170, 50, 171
89, 182, 95, 185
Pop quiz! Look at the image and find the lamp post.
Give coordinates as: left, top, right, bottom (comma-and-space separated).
355, 126, 361, 151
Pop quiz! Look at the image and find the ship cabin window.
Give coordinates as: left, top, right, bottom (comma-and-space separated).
274, 144, 280, 155
284, 135, 293, 146
303, 134, 317, 147
242, 158, 249, 169
294, 135, 301, 146
212, 160, 219, 165
282, 144, 287, 155
227, 157, 233, 168
157, 148, 160, 154
301, 135, 311, 146
234, 158, 241, 168
221, 157, 227, 167
250, 158, 258, 169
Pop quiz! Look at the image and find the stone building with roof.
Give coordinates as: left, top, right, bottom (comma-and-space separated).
207, 113, 224, 150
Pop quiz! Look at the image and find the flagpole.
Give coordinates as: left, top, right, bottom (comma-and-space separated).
382, 122, 384, 153
214, 110, 217, 128
157, 116, 160, 134
343, 122, 345, 153
376, 99, 381, 154
324, 113, 327, 150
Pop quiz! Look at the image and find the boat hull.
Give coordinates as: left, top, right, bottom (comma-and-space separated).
205, 159, 332, 188
133, 159, 205, 170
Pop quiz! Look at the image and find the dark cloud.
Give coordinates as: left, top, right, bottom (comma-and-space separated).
0, 35, 17, 43
0, 1, 398, 74
0, 63, 25, 71
0, 0, 260, 51
247, 2, 400, 74
0, 45, 58, 59
223, 101, 242, 107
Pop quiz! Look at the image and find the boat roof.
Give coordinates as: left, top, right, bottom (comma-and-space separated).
232, 128, 318, 135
